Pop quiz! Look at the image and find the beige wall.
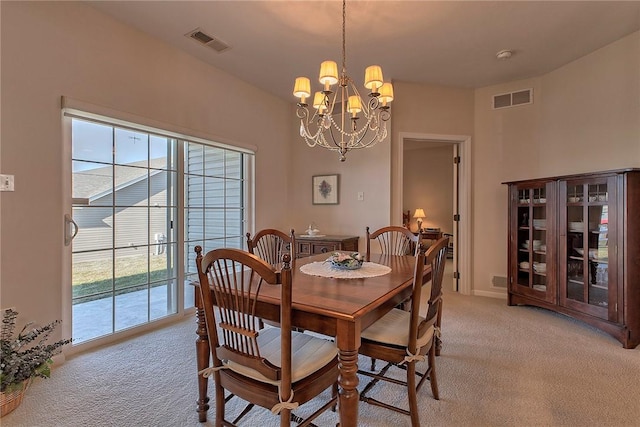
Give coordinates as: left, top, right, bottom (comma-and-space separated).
288, 107, 392, 252
472, 31, 640, 296
2, 2, 638, 340
0, 2, 291, 332
403, 145, 454, 234
390, 81, 475, 224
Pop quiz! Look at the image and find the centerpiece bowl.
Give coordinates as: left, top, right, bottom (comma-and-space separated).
327, 252, 364, 270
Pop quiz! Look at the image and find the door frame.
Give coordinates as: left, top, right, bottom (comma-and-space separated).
394, 132, 472, 295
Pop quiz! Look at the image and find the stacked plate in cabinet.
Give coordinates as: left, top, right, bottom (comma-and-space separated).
533, 219, 546, 229
568, 221, 584, 232
523, 240, 542, 250
574, 248, 601, 260
533, 262, 546, 273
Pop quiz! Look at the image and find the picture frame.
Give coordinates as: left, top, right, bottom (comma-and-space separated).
312, 174, 339, 205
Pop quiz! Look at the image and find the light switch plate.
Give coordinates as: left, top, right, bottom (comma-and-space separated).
357, 191, 364, 201
0, 174, 15, 191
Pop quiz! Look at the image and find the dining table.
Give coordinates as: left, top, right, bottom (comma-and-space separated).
194, 251, 431, 426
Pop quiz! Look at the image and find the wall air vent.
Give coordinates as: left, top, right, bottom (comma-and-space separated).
185, 28, 230, 53
492, 88, 533, 110
492, 275, 508, 288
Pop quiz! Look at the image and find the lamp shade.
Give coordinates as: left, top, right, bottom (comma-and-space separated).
364, 65, 383, 91
379, 82, 394, 104
293, 77, 311, 99
313, 92, 326, 111
348, 95, 362, 115
319, 61, 339, 86
413, 208, 426, 219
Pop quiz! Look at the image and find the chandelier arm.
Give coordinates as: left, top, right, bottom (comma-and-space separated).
367, 95, 380, 112
350, 109, 390, 148
297, 107, 329, 147
296, 105, 310, 120
327, 122, 344, 149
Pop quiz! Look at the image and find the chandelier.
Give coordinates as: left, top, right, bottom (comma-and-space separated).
293, 0, 393, 162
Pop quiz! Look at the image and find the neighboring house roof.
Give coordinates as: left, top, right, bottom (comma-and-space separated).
73, 158, 168, 202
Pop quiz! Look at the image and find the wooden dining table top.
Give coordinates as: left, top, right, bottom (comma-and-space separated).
262, 252, 421, 327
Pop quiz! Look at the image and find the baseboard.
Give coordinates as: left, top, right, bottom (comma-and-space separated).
472, 289, 508, 300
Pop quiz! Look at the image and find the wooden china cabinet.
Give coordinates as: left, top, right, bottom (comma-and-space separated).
505, 169, 640, 348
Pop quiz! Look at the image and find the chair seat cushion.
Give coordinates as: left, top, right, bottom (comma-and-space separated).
361, 308, 434, 349
226, 327, 337, 385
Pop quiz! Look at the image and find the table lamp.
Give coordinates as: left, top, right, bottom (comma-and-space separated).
413, 208, 425, 232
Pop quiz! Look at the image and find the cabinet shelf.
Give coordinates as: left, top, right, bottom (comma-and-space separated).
569, 256, 608, 264
505, 169, 640, 349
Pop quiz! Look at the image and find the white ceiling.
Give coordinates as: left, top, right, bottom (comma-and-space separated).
87, 1, 640, 102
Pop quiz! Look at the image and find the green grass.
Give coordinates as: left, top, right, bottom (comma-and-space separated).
72, 255, 174, 301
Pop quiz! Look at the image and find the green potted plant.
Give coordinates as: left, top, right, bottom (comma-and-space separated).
0, 309, 71, 417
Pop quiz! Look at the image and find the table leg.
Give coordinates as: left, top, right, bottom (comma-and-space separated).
336, 321, 359, 427
196, 297, 210, 422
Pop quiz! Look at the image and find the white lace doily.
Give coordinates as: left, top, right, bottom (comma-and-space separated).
299, 261, 391, 279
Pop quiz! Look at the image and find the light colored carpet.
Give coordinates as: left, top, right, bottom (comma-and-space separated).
3, 264, 640, 426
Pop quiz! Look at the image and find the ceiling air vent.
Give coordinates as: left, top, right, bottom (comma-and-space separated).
185, 28, 230, 53
492, 88, 533, 110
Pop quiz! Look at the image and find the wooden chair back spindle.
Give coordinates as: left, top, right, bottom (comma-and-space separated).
246, 228, 296, 266
366, 225, 421, 261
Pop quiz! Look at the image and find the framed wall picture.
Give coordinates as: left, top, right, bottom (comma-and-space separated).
312, 174, 339, 205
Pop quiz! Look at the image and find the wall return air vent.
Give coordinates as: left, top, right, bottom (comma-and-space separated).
492, 88, 533, 109
185, 28, 230, 53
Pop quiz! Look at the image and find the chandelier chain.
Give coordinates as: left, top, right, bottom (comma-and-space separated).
342, 0, 347, 77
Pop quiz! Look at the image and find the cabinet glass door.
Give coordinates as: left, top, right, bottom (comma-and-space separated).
514, 184, 551, 301
563, 180, 611, 318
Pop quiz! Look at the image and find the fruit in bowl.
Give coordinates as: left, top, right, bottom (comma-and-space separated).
326, 252, 364, 270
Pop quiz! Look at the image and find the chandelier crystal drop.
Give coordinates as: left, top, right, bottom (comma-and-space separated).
293, 0, 393, 162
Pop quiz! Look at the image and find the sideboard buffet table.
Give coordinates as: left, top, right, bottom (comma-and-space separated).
295, 234, 359, 258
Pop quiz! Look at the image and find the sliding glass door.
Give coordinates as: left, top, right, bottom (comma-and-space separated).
71, 118, 178, 343
69, 113, 252, 345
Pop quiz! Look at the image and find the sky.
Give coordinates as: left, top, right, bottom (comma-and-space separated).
72, 119, 171, 172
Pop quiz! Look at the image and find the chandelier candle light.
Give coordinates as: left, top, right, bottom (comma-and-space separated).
293, 0, 393, 162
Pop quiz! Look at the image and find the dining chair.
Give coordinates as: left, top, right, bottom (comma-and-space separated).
357, 237, 449, 427
402, 210, 411, 229
365, 225, 420, 261
195, 246, 338, 427
246, 228, 296, 266
247, 228, 298, 330
443, 232, 454, 259
365, 226, 423, 370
